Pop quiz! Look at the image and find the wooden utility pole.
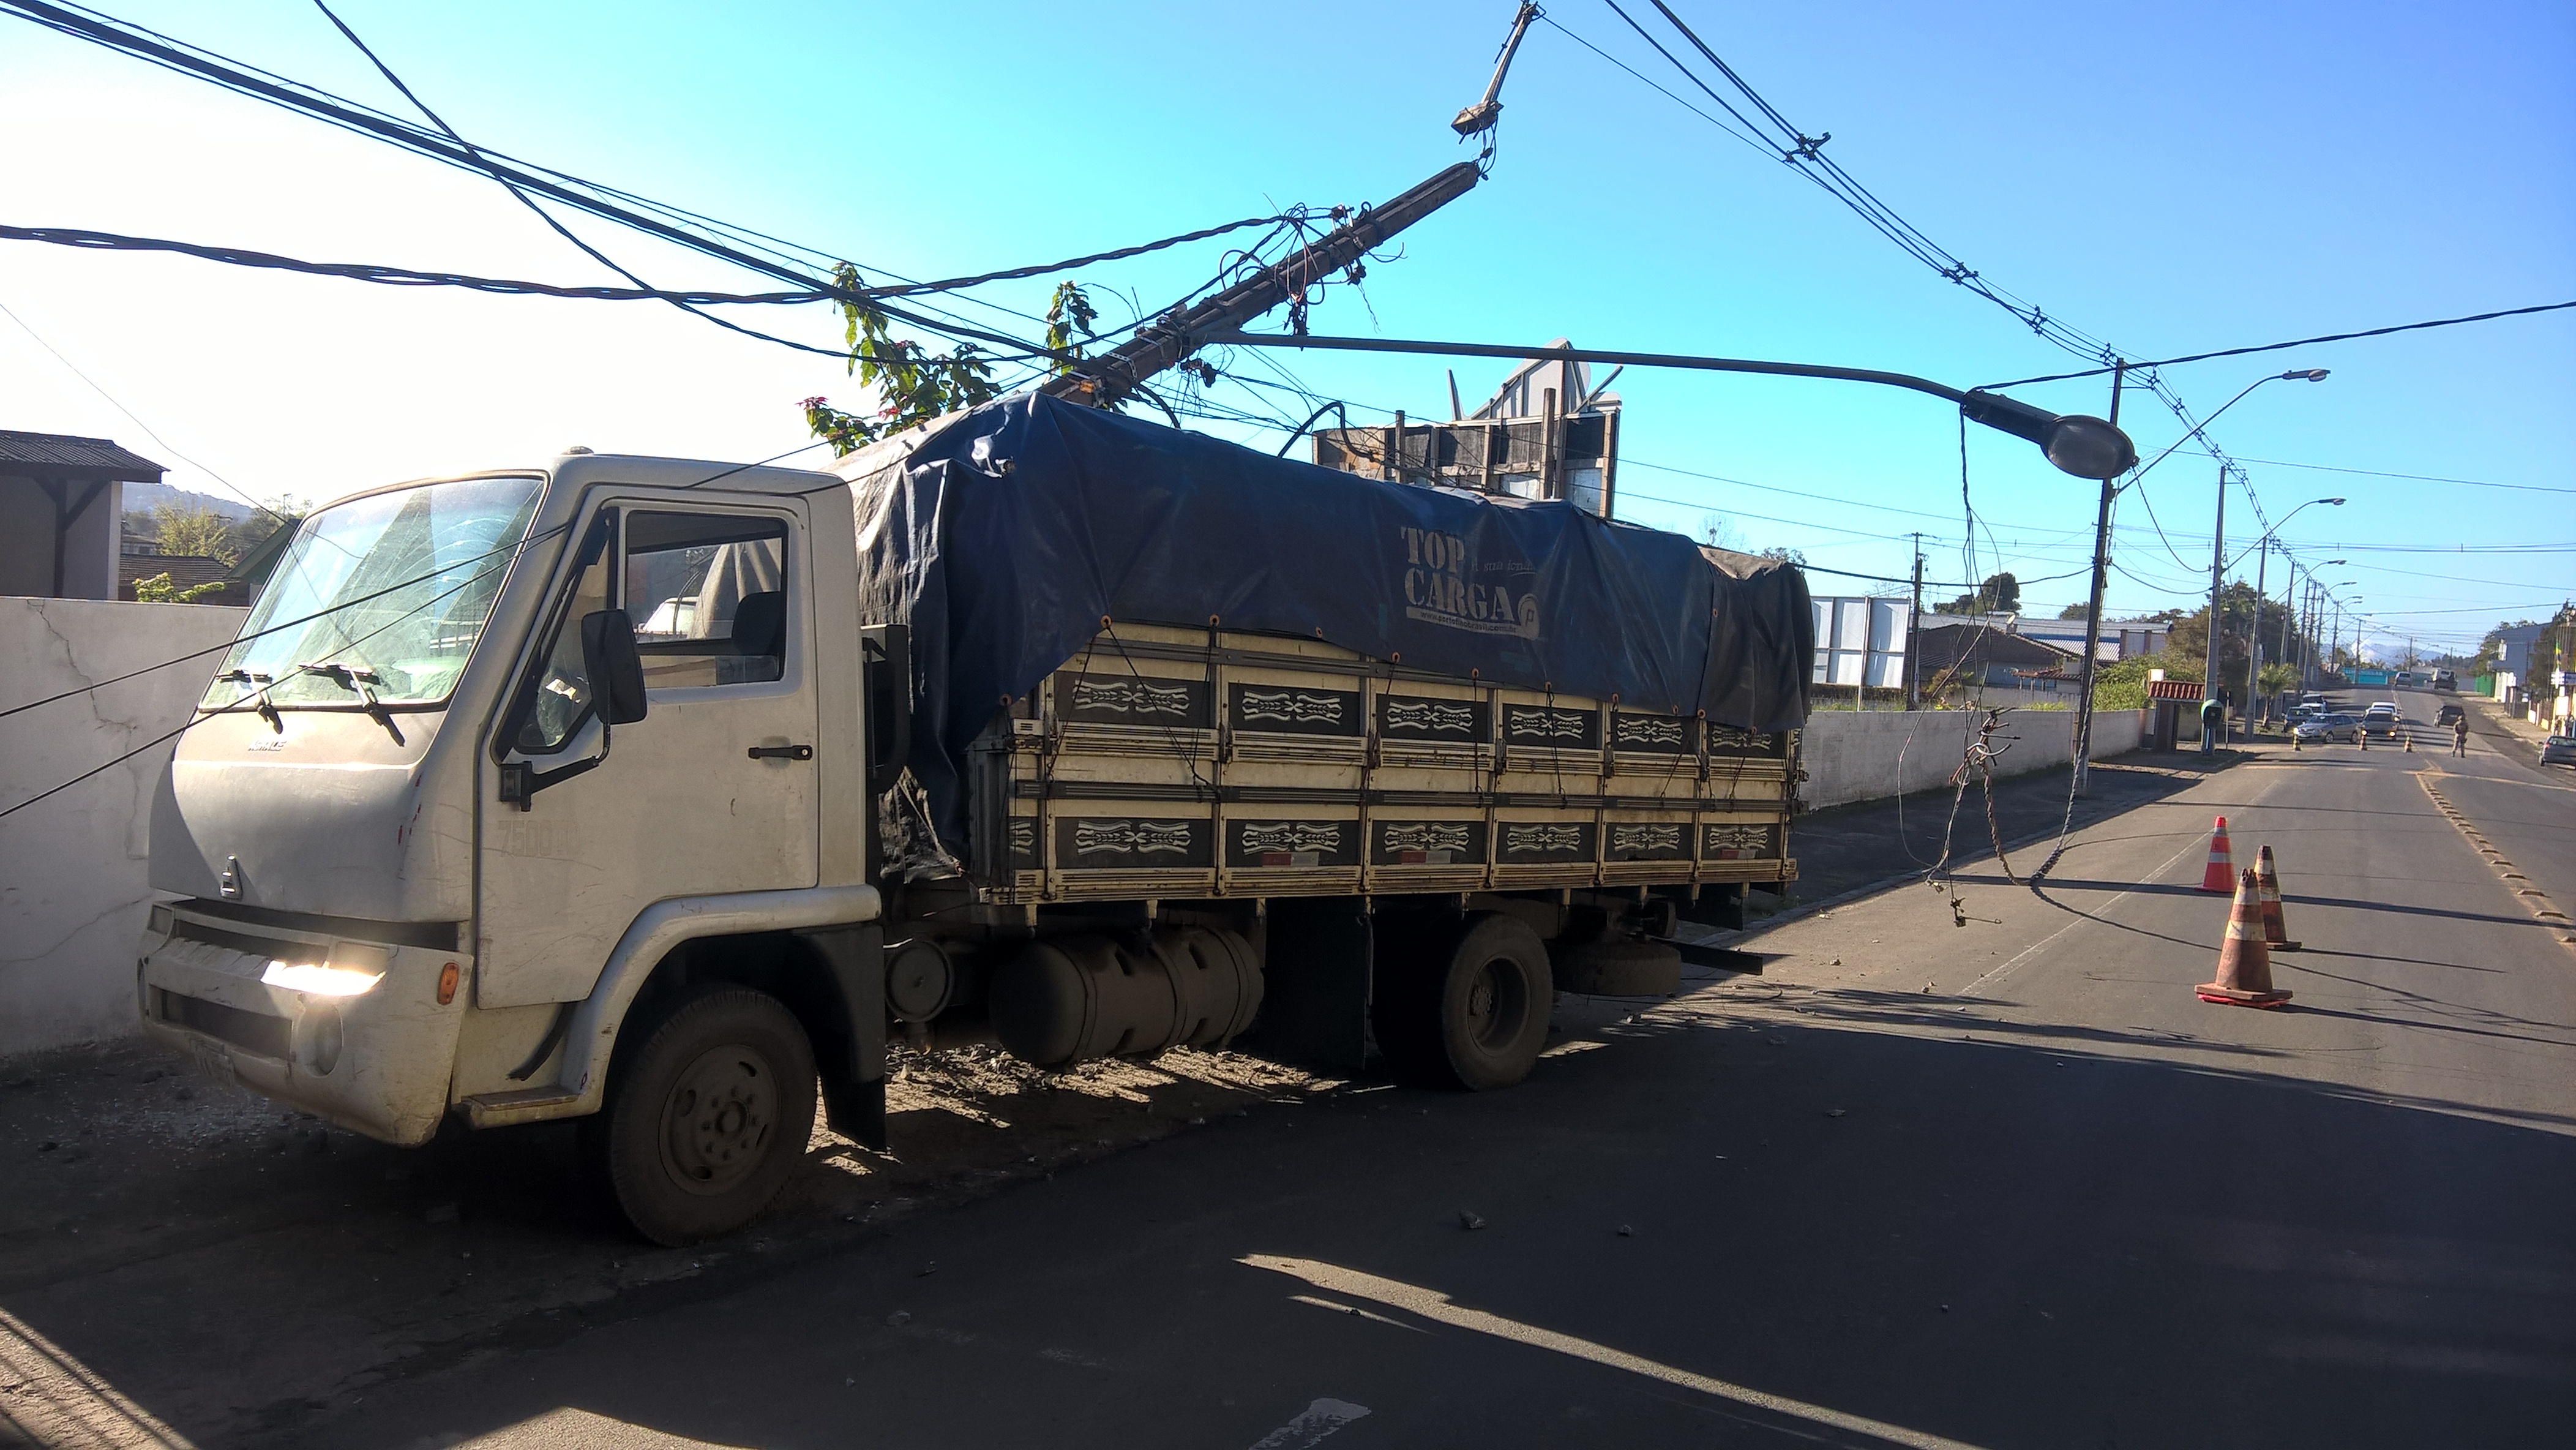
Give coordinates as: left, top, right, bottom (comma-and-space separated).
2070, 361, 2127, 797
1906, 533, 1925, 710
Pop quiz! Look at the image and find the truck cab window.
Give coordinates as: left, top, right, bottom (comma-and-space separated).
623, 513, 791, 689
514, 535, 610, 754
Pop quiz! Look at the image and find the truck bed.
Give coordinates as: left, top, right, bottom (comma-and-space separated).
960, 622, 1798, 904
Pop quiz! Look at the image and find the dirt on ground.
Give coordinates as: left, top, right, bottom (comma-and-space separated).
0, 1032, 1354, 1446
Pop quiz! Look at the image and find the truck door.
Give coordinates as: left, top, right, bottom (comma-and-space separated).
477, 500, 822, 1008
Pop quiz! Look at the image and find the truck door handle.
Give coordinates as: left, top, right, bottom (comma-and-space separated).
747, 744, 814, 761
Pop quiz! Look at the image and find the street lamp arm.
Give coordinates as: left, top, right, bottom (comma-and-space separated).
1205, 331, 2138, 478
2121, 369, 2326, 493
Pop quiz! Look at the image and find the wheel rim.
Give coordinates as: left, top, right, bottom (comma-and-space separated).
1463, 956, 1529, 1053
657, 1043, 778, 1197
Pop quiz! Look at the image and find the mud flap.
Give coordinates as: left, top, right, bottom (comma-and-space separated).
1240, 898, 1371, 1073
798, 923, 887, 1150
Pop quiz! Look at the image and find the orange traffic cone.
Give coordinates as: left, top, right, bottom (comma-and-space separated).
2357, 728, 2368, 751
2199, 866, 2292, 1008
2198, 816, 2236, 893
2404, 731, 2414, 753
2255, 844, 2301, 952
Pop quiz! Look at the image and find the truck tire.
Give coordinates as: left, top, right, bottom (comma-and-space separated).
582, 985, 817, 1246
1375, 912, 1553, 1092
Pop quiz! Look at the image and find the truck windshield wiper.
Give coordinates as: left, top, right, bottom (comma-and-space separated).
217, 669, 282, 732
293, 661, 405, 745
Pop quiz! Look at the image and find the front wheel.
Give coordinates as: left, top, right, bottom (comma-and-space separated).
582, 985, 817, 1246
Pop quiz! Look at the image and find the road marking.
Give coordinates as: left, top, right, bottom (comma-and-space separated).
2419, 775, 2576, 957
1246, 1397, 1372, 1449
1960, 833, 2212, 1000
1243, 1256, 1986, 1450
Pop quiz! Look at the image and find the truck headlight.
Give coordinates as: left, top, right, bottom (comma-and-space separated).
261, 961, 384, 996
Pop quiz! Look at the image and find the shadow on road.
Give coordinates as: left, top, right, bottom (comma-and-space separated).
39, 986, 2564, 1450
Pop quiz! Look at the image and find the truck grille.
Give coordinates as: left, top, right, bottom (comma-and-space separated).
157, 989, 292, 1061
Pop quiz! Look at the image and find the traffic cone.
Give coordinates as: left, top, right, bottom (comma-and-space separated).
2198, 816, 2236, 893
2199, 866, 2293, 1008
2358, 728, 2368, 751
2292, 730, 2302, 752
2255, 844, 2302, 952
2404, 731, 2414, 753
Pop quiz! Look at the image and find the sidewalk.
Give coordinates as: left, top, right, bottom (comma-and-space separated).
1754, 746, 2237, 925
2471, 695, 2554, 746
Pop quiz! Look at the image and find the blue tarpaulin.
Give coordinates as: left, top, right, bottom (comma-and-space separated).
837, 393, 1811, 843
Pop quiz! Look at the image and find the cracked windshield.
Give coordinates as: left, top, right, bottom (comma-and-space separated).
201, 475, 543, 710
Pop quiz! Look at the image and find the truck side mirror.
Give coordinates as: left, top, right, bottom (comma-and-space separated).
581, 609, 648, 724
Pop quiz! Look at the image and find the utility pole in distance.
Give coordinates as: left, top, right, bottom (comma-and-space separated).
1906, 533, 1925, 710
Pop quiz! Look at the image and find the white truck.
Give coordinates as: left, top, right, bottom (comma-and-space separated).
135, 396, 1810, 1244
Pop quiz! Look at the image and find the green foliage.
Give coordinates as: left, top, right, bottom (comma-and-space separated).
132, 571, 227, 604
152, 501, 237, 565
1043, 280, 1100, 376
2087, 653, 2159, 712
2057, 602, 2091, 620
1935, 571, 2019, 616
801, 261, 1005, 457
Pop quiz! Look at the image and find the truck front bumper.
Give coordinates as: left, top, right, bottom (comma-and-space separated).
137, 903, 470, 1146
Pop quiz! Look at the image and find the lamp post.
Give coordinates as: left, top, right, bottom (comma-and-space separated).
2242, 498, 2345, 728
2192, 370, 2330, 748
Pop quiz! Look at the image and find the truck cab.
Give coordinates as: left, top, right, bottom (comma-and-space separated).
137, 453, 892, 1244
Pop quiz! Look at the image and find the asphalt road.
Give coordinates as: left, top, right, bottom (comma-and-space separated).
261, 732, 2574, 1450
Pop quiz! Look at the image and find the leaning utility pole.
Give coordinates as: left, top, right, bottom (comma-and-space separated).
2203, 460, 2229, 743
1043, 3, 1537, 410
1042, 162, 1483, 409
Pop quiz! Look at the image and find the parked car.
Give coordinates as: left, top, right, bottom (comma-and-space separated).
2294, 713, 2362, 744
2436, 703, 2466, 727
2293, 700, 2329, 719
2542, 733, 2576, 768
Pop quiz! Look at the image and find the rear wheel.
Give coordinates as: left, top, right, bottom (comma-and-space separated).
582, 985, 816, 1246
1374, 912, 1553, 1091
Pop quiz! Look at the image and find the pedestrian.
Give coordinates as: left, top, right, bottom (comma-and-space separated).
2452, 715, 2469, 757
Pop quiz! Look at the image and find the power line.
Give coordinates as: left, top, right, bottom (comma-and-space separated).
0, 291, 288, 527
1983, 299, 2576, 390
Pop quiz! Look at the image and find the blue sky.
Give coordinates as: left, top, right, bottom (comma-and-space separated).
2, 0, 2568, 659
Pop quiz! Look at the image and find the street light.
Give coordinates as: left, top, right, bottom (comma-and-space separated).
2243, 497, 2346, 726
2196, 370, 2331, 746
1208, 331, 2142, 480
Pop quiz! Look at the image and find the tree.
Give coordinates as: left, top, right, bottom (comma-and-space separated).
225, 498, 308, 561
2057, 602, 2091, 620
1934, 571, 2019, 616
152, 501, 236, 565
1756, 545, 1806, 566
802, 276, 1113, 457
132, 572, 227, 604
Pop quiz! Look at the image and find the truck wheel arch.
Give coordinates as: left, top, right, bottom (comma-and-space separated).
461, 885, 879, 1132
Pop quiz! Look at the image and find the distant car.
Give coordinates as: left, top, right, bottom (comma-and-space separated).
2542, 734, 2576, 768
2294, 713, 2361, 744
2433, 670, 2457, 691
2436, 703, 2466, 727
2293, 700, 2329, 718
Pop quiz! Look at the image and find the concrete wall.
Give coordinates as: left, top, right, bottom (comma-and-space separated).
1800, 707, 2144, 811
1, 596, 246, 1057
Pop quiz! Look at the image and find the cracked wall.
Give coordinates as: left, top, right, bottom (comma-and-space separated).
1799, 706, 2145, 811
1, 596, 249, 1058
